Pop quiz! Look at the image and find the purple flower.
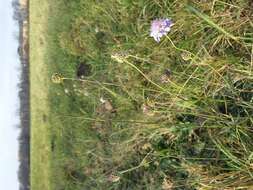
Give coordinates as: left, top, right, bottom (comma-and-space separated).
150, 18, 173, 42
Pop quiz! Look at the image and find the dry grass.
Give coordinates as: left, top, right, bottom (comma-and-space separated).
30, 0, 51, 189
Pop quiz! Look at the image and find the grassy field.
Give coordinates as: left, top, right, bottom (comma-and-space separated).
31, 0, 253, 189
30, 0, 51, 189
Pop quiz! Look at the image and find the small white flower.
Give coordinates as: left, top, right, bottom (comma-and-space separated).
64, 89, 69, 94
100, 97, 106, 104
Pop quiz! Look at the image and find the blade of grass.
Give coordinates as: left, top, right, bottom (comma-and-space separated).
186, 5, 238, 41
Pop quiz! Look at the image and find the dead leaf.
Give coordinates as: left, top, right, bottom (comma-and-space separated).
162, 178, 173, 190
108, 174, 120, 183
104, 100, 113, 111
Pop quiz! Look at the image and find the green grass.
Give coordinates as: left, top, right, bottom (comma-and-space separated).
31, 0, 253, 189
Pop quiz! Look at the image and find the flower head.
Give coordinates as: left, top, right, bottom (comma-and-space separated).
150, 18, 173, 42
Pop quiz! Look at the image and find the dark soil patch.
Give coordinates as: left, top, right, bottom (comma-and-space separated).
76, 62, 92, 78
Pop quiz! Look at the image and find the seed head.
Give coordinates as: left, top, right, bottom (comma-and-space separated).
51, 73, 64, 84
